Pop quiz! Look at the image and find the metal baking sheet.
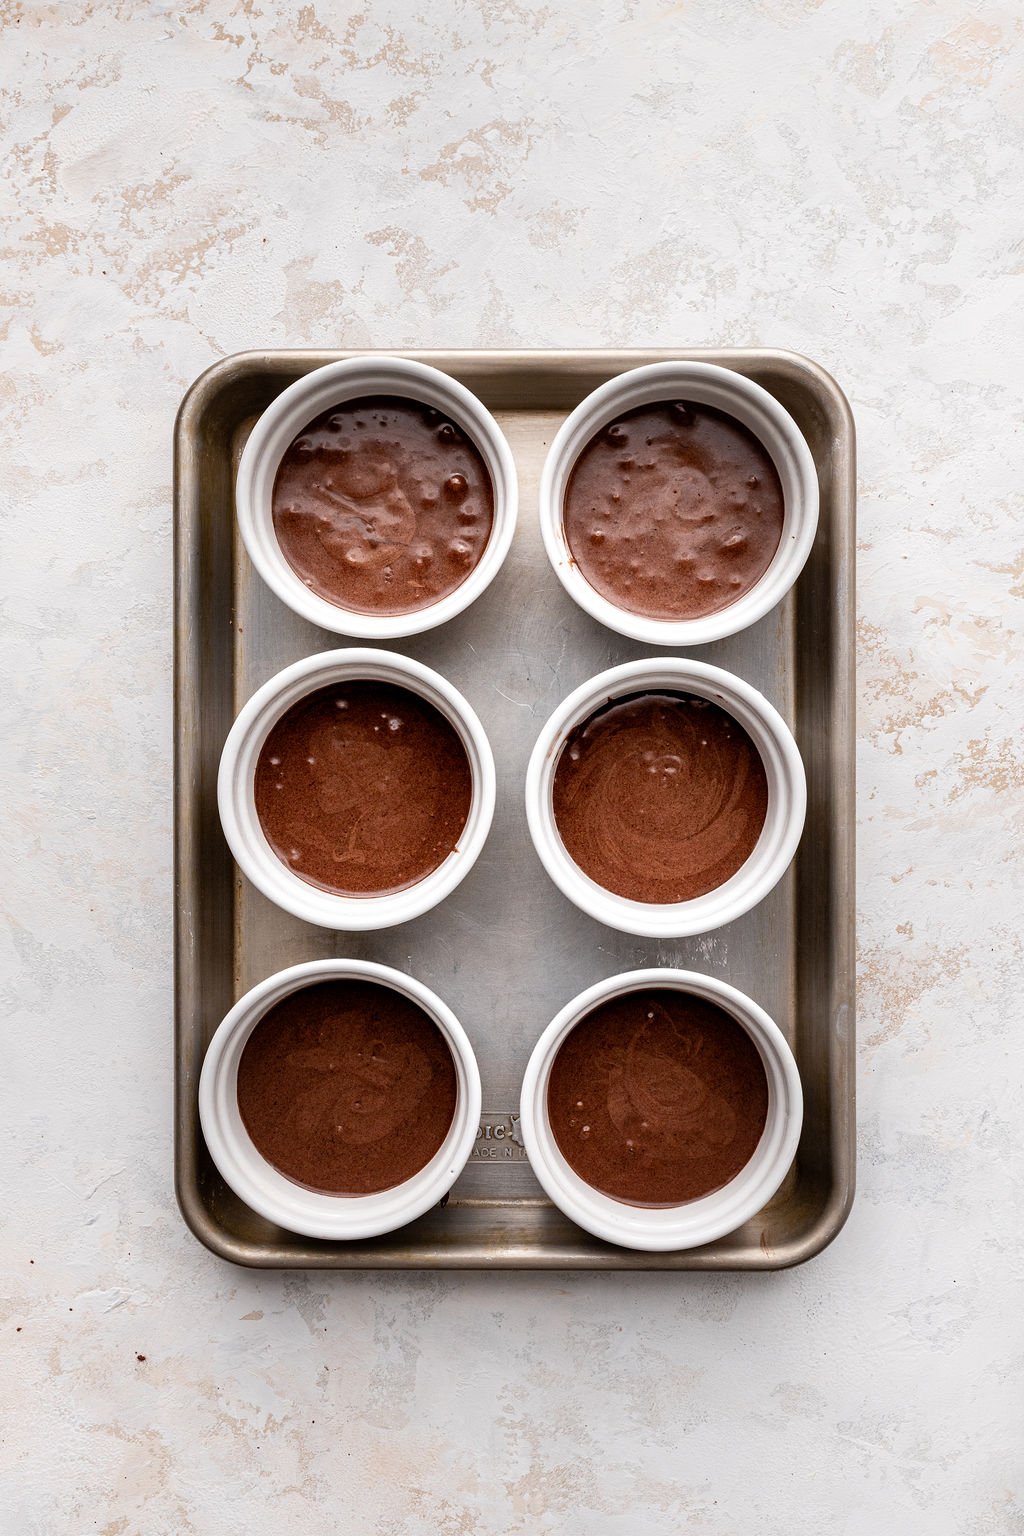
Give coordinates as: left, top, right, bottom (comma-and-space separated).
174, 348, 855, 1269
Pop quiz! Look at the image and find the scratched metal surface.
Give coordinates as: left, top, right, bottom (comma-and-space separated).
174, 348, 855, 1268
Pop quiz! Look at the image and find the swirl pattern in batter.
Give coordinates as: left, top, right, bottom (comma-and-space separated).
237, 980, 457, 1195
551, 691, 768, 904
254, 681, 472, 896
547, 989, 769, 1205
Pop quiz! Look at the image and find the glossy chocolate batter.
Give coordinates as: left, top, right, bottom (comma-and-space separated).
254, 681, 472, 896
237, 980, 457, 1195
548, 989, 769, 1205
272, 395, 494, 615
563, 400, 784, 621
552, 691, 768, 904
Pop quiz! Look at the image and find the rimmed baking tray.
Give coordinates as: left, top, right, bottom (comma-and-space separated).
174, 348, 855, 1269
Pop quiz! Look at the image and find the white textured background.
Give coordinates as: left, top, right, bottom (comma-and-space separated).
2, 2, 1022, 1531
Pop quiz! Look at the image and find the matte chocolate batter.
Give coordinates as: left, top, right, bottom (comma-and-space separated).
272, 395, 494, 615
237, 980, 457, 1195
547, 989, 769, 1205
254, 681, 472, 896
552, 691, 768, 904
563, 400, 784, 621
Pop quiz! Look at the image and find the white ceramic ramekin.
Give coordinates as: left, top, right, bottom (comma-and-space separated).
525, 657, 805, 938
538, 360, 818, 645
520, 968, 803, 1252
236, 356, 518, 638
218, 648, 495, 930
199, 959, 482, 1240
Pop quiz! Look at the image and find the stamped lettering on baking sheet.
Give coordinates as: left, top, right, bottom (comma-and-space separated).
469, 1111, 529, 1162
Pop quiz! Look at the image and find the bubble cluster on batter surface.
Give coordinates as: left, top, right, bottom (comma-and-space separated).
272, 396, 494, 616
563, 400, 784, 622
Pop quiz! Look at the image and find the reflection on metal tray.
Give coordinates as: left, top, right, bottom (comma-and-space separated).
174, 348, 855, 1270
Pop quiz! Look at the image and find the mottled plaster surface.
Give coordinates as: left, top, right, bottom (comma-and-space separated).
2, 1, 1022, 1531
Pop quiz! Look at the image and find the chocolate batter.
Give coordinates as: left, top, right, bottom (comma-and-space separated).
552, 692, 768, 904
548, 989, 769, 1205
563, 400, 784, 621
237, 980, 457, 1195
254, 681, 472, 896
272, 395, 494, 615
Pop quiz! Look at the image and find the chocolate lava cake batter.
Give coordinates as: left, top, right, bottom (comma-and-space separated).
547, 989, 769, 1205
563, 400, 784, 621
272, 395, 494, 615
237, 980, 457, 1195
552, 692, 768, 904
254, 681, 472, 896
